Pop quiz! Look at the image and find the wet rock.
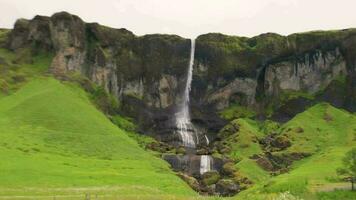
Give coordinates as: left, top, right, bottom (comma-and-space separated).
163, 154, 224, 177
215, 179, 240, 196
196, 148, 209, 155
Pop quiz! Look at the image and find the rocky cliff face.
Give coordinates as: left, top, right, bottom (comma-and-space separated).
194, 31, 356, 114
8, 12, 190, 110
5, 12, 356, 135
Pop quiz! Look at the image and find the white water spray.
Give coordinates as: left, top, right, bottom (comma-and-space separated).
175, 39, 196, 148
200, 155, 212, 175
204, 135, 210, 145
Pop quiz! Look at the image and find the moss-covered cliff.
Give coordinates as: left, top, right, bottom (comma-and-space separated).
194, 30, 356, 116
3, 11, 356, 136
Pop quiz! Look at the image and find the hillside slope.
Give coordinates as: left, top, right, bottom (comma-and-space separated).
235, 104, 356, 200
0, 78, 196, 199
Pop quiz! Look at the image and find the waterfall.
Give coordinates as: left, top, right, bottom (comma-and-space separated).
175, 39, 196, 148
175, 39, 213, 175
204, 135, 209, 145
200, 155, 212, 175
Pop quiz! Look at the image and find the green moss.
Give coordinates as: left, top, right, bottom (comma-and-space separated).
333, 74, 347, 85
0, 29, 10, 45
236, 159, 270, 183
196, 29, 356, 83
0, 48, 53, 95
111, 115, 137, 132
220, 104, 256, 120
90, 85, 119, 114
125, 92, 143, 100
280, 90, 315, 103
218, 118, 269, 183
260, 120, 280, 134
111, 115, 157, 149
202, 171, 221, 186
279, 103, 355, 154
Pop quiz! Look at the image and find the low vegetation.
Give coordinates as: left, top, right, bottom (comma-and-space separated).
0, 78, 196, 199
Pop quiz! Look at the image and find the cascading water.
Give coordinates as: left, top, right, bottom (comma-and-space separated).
175, 39, 196, 148
200, 155, 212, 175
175, 39, 213, 175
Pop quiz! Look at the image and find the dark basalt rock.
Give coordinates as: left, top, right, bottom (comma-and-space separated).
260, 134, 291, 151
256, 152, 311, 172
271, 97, 315, 123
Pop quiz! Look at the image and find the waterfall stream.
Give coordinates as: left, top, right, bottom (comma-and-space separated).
175, 39, 196, 148
200, 155, 212, 175
175, 39, 213, 175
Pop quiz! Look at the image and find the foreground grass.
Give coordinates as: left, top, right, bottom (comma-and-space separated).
0, 78, 196, 199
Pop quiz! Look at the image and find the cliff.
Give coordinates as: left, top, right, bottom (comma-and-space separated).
3, 11, 356, 134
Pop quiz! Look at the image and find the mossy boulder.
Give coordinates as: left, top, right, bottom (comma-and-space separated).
215, 179, 240, 196
201, 170, 221, 186
177, 173, 200, 191
222, 162, 236, 176
256, 156, 275, 171
271, 135, 292, 150
218, 119, 239, 138
176, 146, 186, 155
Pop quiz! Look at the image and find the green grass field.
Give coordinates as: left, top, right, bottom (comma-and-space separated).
0, 78, 197, 199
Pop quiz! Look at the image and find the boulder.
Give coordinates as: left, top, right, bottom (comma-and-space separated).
271, 135, 291, 150
177, 173, 200, 191
222, 162, 236, 176
256, 157, 274, 171
201, 170, 220, 186
215, 179, 240, 196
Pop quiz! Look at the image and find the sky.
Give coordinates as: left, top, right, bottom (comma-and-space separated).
0, 0, 356, 38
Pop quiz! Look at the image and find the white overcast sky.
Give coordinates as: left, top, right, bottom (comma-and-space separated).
0, 0, 356, 38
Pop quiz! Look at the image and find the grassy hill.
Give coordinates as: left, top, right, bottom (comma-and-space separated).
234, 103, 356, 200
0, 78, 196, 199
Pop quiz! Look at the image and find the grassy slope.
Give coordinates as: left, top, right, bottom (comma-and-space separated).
0, 78, 196, 199
236, 103, 356, 200
226, 119, 270, 183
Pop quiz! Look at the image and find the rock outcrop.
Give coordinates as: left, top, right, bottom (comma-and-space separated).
7, 12, 190, 111
5, 11, 356, 143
